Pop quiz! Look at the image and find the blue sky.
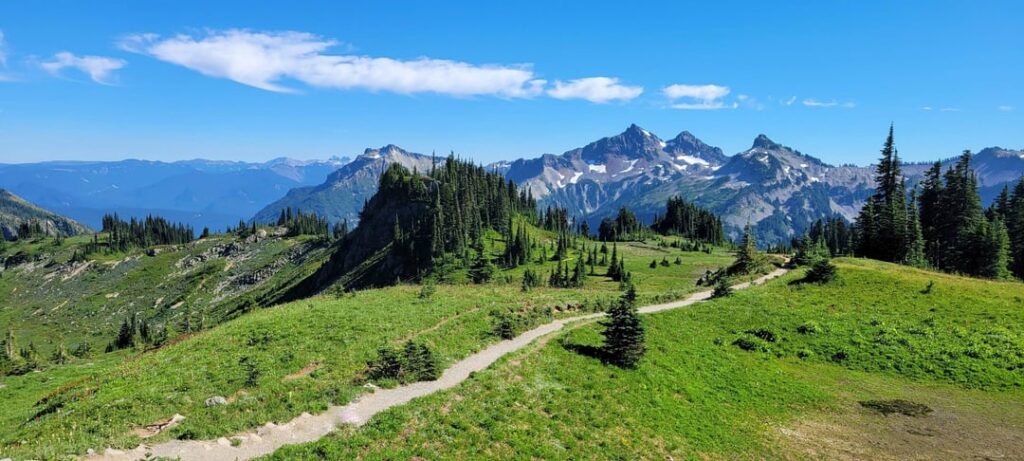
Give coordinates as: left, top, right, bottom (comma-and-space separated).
0, 1, 1021, 165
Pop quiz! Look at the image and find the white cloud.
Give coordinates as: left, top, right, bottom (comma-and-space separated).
670, 101, 738, 110
997, 105, 1014, 112
41, 51, 126, 84
546, 77, 643, 103
939, 107, 960, 112
662, 83, 734, 110
663, 84, 729, 101
921, 106, 933, 111
120, 29, 546, 97
802, 98, 855, 108
783, 96, 797, 106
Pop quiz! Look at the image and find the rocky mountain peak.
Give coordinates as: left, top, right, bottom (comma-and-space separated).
752, 134, 781, 150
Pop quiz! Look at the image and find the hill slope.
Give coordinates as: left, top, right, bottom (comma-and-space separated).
0, 189, 91, 240
266, 258, 1024, 460
0, 228, 333, 356
0, 228, 735, 459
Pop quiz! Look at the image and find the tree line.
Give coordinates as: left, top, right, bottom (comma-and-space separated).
94, 213, 194, 252
849, 126, 1023, 279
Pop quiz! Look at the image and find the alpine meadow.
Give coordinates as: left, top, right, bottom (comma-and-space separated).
1, 2, 1023, 460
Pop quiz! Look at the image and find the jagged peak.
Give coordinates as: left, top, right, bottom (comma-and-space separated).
361, 144, 408, 159
752, 134, 781, 150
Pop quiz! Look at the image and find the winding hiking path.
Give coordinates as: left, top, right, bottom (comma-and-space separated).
86, 267, 789, 461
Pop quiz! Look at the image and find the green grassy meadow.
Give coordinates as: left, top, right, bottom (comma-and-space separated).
0, 231, 733, 460
263, 259, 1024, 460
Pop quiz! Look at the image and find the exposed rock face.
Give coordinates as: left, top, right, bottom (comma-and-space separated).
0, 189, 91, 240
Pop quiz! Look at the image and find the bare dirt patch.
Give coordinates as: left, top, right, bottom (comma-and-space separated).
776, 399, 1024, 460
283, 362, 320, 382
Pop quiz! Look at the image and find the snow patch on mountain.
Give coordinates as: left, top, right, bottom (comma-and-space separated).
676, 155, 710, 166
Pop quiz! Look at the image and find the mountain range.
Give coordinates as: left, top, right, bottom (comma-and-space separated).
0, 157, 349, 231
252, 125, 1023, 243
4, 126, 1020, 244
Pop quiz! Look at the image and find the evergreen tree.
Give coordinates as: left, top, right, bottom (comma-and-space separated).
600, 284, 645, 368
651, 196, 725, 243
855, 125, 909, 262
903, 189, 927, 267
1007, 178, 1024, 279
730, 224, 767, 275
918, 161, 944, 265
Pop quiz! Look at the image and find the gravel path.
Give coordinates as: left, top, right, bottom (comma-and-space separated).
84, 267, 789, 461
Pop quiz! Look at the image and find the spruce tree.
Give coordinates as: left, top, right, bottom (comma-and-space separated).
731, 224, 766, 275
904, 189, 927, 267
601, 284, 645, 368
856, 125, 909, 262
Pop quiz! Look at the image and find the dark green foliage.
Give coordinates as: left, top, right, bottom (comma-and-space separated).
1006, 178, 1024, 279
70, 342, 92, 359
791, 236, 830, 266
651, 196, 725, 244
853, 128, 1019, 280
15, 220, 46, 239
366, 341, 440, 384
418, 280, 437, 299
239, 356, 261, 387
855, 125, 910, 262
731, 335, 770, 353
469, 250, 497, 284
290, 156, 538, 292
490, 307, 553, 340
728, 225, 769, 275
598, 207, 645, 241
917, 151, 1013, 278
97, 213, 194, 252
601, 285, 645, 368
649, 259, 657, 269
805, 216, 853, 256
521, 268, 541, 292
275, 207, 330, 237
711, 276, 733, 298
804, 258, 838, 284
501, 221, 533, 267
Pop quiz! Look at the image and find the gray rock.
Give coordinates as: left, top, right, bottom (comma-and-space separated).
205, 396, 228, 406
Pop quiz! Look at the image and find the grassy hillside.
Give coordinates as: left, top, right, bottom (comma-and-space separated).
264, 258, 1024, 460
0, 229, 333, 356
0, 232, 734, 459
0, 189, 91, 240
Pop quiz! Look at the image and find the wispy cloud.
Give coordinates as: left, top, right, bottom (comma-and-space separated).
547, 77, 643, 103
802, 98, 855, 108
997, 105, 1014, 112
783, 96, 797, 106
663, 83, 734, 110
120, 29, 547, 98
921, 106, 933, 111
0, 30, 7, 67
939, 107, 960, 112
41, 51, 126, 84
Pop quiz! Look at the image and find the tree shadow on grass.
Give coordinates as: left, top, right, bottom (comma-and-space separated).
562, 341, 610, 363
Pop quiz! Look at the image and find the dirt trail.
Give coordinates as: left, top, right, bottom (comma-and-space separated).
85, 267, 789, 461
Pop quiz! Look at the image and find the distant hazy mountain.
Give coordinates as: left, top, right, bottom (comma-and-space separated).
0, 189, 91, 240
252, 145, 435, 226
10, 129, 1020, 245
0, 157, 349, 231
